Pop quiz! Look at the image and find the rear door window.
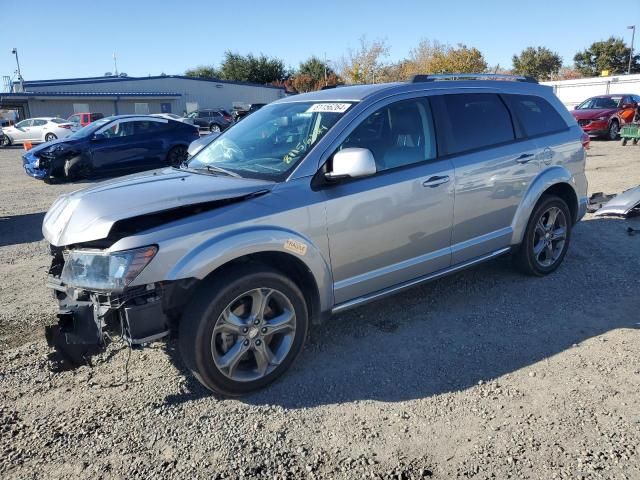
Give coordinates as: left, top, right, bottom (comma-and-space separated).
432, 93, 515, 155
505, 94, 568, 138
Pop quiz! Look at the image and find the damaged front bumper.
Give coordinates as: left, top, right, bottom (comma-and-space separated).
45, 247, 195, 365
22, 151, 49, 180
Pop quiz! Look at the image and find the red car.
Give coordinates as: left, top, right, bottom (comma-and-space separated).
67, 112, 104, 128
572, 94, 640, 140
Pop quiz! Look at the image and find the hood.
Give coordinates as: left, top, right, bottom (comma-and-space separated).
29, 136, 80, 156
42, 167, 275, 247
571, 108, 618, 120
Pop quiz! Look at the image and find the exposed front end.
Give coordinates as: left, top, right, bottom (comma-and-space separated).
44, 244, 188, 365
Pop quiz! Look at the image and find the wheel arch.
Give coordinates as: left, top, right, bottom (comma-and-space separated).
511, 166, 579, 245
163, 227, 333, 320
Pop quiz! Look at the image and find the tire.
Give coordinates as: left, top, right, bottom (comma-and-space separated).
633, 139, 639, 145
63, 157, 85, 181
607, 121, 619, 141
45, 133, 57, 142
0, 134, 10, 147
514, 195, 572, 276
167, 145, 188, 166
621, 138, 628, 146
210, 124, 221, 133
179, 264, 309, 396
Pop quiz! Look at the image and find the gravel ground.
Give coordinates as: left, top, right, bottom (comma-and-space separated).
1, 141, 639, 479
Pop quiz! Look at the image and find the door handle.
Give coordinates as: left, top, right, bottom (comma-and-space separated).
422, 175, 450, 187
515, 153, 535, 163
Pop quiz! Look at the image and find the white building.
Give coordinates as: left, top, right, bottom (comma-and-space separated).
0, 75, 286, 120
542, 73, 640, 108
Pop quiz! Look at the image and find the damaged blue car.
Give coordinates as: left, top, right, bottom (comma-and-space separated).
22, 115, 199, 183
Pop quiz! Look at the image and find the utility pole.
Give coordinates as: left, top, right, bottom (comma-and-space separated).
11, 48, 23, 92
113, 52, 119, 76
628, 25, 636, 75
324, 52, 328, 86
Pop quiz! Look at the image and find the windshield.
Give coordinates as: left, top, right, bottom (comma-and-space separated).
51, 118, 68, 124
577, 96, 622, 110
186, 102, 352, 181
68, 117, 113, 138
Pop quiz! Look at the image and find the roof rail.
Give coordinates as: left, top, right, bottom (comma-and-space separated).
410, 73, 538, 84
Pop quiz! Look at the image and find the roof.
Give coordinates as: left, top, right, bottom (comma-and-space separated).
21, 74, 286, 91
274, 80, 551, 104
0, 91, 181, 98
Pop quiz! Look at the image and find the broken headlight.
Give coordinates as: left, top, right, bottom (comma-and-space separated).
61, 246, 157, 291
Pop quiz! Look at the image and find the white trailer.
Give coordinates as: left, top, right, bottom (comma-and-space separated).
542, 74, 640, 108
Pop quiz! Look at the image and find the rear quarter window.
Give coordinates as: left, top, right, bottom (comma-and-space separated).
432, 93, 515, 155
506, 94, 567, 137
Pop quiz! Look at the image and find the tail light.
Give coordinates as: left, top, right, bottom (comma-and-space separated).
58, 124, 73, 129
581, 132, 590, 150
223, 115, 232, 122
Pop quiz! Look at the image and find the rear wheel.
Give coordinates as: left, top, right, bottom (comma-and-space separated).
179, 265, 308, 396
514, 195, 572, 276
607, 120, 619, 140
45, 133, 57, 142
210, 124, 221, 133
167, 145, 188, 166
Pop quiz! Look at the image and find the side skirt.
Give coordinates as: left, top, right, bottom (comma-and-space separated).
331, 247, 511, 315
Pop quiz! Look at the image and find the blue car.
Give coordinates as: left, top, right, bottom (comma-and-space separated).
22, 115, 199, 182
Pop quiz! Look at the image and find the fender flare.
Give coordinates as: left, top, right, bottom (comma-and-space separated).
165, 226, 334, 312
510, 165, 579, 245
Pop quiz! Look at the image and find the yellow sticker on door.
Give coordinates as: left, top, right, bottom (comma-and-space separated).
284, 239, 308, 256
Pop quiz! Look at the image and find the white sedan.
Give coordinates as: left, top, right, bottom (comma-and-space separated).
1, 117, 75, 145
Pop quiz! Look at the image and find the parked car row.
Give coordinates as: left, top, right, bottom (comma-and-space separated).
571, 93, 640, 140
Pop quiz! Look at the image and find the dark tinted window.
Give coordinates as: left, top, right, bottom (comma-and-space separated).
337, 98, 436, 172
91, 113, 104, 121
507, 94, 567, 137
434, 93, 514, 155
134, 120, 166, 134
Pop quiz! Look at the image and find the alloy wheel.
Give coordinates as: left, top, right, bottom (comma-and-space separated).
608, 122, 619, 140
211, 124, 221, 133
211, 288, 296, 382
532, 206, 567, 268
169, 146, 188, 166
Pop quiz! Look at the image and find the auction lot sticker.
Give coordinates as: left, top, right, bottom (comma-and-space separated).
306, 103, 351, 113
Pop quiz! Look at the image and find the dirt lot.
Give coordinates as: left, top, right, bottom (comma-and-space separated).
1, 141, 639, 479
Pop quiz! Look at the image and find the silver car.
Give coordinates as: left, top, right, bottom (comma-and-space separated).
42, 74, 588, 396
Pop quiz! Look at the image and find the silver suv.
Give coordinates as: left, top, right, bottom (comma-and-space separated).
43, 74, 588, 395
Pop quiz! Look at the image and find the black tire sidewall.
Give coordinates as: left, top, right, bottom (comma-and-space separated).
46, 133, 57, 142
519, 196, 572, 276
608, 121, 619, 140
179, 266, 308, 396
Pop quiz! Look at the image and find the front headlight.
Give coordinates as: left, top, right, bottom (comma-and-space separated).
594, 116, 609, 121
61, 246, 157, 291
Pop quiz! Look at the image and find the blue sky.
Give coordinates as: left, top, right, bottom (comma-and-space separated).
2, 0, 638, 81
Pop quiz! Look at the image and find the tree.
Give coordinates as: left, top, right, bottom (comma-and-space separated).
512, 47, 562, 80
219, 52, 288, 84
337, 37, 391, 84
184, 65, 221, 79
298, 56, 335, 83
573, 37, 640, 76
404, 40, 488, 77
556, 66, 583, 80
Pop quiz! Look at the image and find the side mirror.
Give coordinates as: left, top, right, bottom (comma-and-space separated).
325, 148, 377, 182
92, 132, 106, 141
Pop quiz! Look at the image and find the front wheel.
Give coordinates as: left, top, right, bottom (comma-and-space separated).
45, 133, 57, 142
0, 135, 10, 147
179, 265, 309, 396
514, 195, 572, 276
210, 124, 221, 133
607, 121, 619, 140
167, 145, 188, 166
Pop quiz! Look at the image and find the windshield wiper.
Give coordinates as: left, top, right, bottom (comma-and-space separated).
191, 165, 242, 178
